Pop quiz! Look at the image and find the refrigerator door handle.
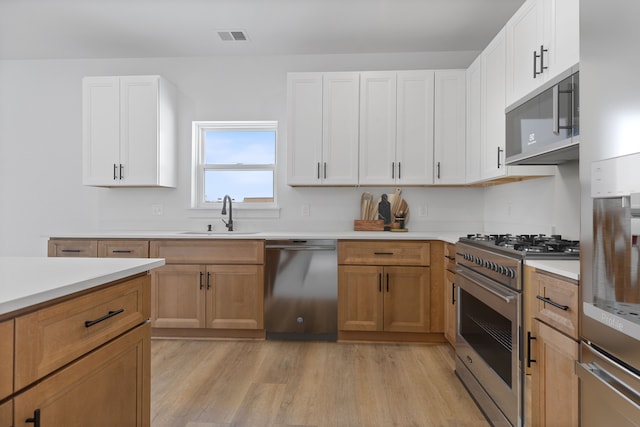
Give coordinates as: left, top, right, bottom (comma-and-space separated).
576, 361, 640, 410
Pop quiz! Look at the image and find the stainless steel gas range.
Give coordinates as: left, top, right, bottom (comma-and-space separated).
455, 234, 579, 427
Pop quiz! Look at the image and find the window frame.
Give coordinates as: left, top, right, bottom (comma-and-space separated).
191, 120, 278, 210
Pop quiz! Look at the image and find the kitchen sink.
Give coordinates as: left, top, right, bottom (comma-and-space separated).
178, 231, 260, 236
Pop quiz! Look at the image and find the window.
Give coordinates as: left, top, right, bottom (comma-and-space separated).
192, 121, 277, 208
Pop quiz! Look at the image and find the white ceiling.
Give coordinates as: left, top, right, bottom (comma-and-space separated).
0, 0, 525, 60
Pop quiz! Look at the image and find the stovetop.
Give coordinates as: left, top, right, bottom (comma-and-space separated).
459, 234, 580, 259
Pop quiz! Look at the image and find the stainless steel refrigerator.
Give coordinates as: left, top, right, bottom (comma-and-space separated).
579, 1, 640, 424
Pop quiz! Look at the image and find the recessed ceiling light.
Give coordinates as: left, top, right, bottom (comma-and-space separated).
217, 30, 250, 42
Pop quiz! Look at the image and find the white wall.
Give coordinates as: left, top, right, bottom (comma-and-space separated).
483, 161, 580, 240
0, 51, 579, 256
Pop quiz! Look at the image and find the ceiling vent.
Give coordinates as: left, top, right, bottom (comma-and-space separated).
217, 30, 249, 42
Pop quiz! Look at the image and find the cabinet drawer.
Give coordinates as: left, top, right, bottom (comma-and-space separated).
150, 240, 264, 264
47, 239, 98, 257
98, 240, 150, 258
338, 241, 430, 266
14, 274, 150, 390
0, 320, 13, 400
533, 271, 579, 339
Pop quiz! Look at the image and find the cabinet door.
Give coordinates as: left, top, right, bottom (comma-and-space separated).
481, 28, 507, 180
531, 320, 579, 427
151, 264, 205, 328
443, 270, 457, 345
383, 266, 430, 333
359, 71, 397, 185
466, 55, 482, 183
542, 0, 579, 79
82, 76, 120, 186
434, 70, 466, 185
338, 265, 383, 331
397, 70, 435, 185
14, 324, 150, 427
0, 400, 11, 427
322, 72, 360, 185
506, 0, 543, 105
0, 320, 13, 401
205, 265, 264, 330
286, 73, 323, 185
120, 76, 160, 186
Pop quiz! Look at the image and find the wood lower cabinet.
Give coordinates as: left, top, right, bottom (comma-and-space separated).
2, 272, 152, 427
525, 266, 579, 427
0, 400, 11, 427
0, 320, 13, 402
98, 239, 149, 258
531, 319, 579, 427
151, 264, 264, 330
48, 239, 98, 257
339, 265, 430, 333
14, 324, 150, 427
48, 238, 149, 258
150, 240, 265, 337
443, 243, 457, 345
338, 240, 443, 342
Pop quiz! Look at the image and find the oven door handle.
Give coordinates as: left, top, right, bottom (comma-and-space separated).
576, 361, 640, 410
482, 283, 517, 304
459, 270, 517, 304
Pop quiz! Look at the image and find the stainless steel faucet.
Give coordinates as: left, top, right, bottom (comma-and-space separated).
221, 195, 233, 231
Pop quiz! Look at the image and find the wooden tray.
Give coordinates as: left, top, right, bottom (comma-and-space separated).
354, 220, 384, 231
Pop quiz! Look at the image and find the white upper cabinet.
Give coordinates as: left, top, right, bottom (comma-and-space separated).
286, 73, 323, 185
481, 28, 508, 180
82, 75, 177, 187
359, 70, 435, 185
506, 0, 579, 106
322, 73, 360, 186
434, 70, 466, 185
396, 70, 435, 185
359, 71, 397, 185
287, 72, 359, 186
466, 55, 482, 183
287, 69, 460, 187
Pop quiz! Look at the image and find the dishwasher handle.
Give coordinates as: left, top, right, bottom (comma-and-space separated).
576, 360, 640, 410
265, 244, 336, 251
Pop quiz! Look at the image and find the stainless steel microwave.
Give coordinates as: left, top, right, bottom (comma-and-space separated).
506, 68, 579, 165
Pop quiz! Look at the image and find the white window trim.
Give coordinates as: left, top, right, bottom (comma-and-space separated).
190, 121, 279, 215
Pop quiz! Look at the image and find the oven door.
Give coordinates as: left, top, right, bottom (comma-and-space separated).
456, 268, 521, 427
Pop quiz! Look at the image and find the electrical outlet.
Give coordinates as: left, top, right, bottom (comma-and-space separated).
302, 204, 310, 217
151, 204, 164, 216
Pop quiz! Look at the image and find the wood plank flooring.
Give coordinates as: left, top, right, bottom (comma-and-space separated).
151, 339, 489, 427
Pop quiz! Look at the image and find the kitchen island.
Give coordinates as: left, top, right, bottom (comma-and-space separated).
0, 256, 164, 427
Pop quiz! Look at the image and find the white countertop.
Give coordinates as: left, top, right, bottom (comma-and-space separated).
49, 230, 464, 244
0, 257, 165, 317
525, 259, 580, 281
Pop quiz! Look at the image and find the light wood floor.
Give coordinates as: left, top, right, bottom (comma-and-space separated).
150, 339, 490, 427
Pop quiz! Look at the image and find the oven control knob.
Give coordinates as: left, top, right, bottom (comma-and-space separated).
475, 256, 482, 265
498, 265, 505, 274
508, 268, 516, 278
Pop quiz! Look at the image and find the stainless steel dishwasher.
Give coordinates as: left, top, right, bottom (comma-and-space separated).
265, 239, 337, 341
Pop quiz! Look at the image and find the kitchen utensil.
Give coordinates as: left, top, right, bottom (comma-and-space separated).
360, 192, 373, 220
390, 188, 402, 218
